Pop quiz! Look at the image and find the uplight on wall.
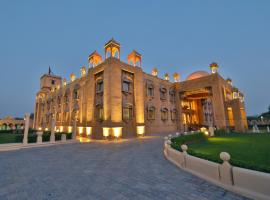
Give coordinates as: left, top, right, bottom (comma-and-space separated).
68, 126, 72, 133
60, 126, 64, 132
137, 126, 145, 136
112, 127, 122, 138
78, 127, 84, 135
86, 127, 92, 136
103, 127, 110, 138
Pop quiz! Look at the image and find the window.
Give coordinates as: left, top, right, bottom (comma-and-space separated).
147, 107, 155, 120
169, 89, 176, 103
161, 108, 168, 121
96, 80, 103, 93
96, 106, 103, 121
171, 109, 177, 121
123, 105, 133, 120
122, 81, 130, 93
64, 95, 69, 104
160, 87, 167, 100
57, 96, 61, 106
51, 80, 55, 85
73, 90, 79, 100
147, 86, 154, 97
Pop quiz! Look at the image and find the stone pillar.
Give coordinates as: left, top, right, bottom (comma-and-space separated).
23, 113, 30, 145
181, 144, 188, 168
209, 126, 215, 137
219, 152, 233, 185
267, 126, 270, 133
61, 133, 66, 142
72, 119, 77, 140
37, 131, 43, 144
50, 116, 56, 143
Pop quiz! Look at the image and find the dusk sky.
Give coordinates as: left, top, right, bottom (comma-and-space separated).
0, 0, 269, 118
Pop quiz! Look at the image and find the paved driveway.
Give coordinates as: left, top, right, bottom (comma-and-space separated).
0, 136, 249, 200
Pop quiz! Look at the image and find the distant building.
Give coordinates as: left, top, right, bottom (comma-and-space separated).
33, 39, 248, 139
0, 116, 33, 130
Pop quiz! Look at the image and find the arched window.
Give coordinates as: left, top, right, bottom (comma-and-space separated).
73, 90, 79, 100
147, 106, 155, 120
171, 109, 177, 121
160, 86, 167, 100
161, 108, 168, 121
169, 89, 176, 103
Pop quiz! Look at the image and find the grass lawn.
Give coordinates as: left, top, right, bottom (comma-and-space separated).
171, 132, 270, 173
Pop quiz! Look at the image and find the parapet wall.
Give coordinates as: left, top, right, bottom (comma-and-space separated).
164, 141, 270, 200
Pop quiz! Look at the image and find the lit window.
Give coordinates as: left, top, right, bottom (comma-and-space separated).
123, 105, 133, 120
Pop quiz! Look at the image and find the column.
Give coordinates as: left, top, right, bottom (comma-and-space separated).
50, 115, 56, 143
23, 113, 30, 145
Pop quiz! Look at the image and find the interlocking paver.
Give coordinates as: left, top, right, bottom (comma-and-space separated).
0, 136, 250, 200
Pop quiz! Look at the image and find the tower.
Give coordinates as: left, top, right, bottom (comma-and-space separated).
104, 38, 120, 59
88, 51, 102, 68
173, 73, 180, 82
209, 62, 219, 74
127, 50, 142, 67
152, 68, 158, 76
40, 68, 62, 92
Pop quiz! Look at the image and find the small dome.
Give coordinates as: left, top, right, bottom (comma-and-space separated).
186, 71, 209, 81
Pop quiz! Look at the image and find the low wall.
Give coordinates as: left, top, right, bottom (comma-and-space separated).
164, 141, 270, 200
0, 140, 78, 152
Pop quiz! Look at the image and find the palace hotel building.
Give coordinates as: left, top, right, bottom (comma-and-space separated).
33, 39, 248, 139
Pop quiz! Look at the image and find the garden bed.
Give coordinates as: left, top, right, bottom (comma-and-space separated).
0, 132, 72, 144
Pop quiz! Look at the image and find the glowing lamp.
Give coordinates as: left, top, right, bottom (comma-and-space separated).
113, 127, 122, 138
68, 126, 72, 133
60, 126, 63, 132
78, 127, 84, 135
86, 127, 92, 136
70, 73, 76, 82
103, 127, 110, 137
137, 126, 145, 136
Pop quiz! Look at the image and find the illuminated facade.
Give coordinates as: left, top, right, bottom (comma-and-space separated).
33, 39, 248, 139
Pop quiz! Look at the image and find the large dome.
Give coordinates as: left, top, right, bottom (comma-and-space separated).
186, 71, 209, 81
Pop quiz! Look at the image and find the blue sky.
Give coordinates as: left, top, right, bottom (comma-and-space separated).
0, 0, 269, 118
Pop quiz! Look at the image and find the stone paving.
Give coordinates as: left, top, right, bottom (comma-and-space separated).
0, 136, 250, 200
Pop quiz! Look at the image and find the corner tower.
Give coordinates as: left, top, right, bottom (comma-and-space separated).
127, 50, 142, 67
104, 38, 120, 59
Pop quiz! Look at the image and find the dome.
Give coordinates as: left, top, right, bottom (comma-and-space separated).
186, 71, 209, 81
